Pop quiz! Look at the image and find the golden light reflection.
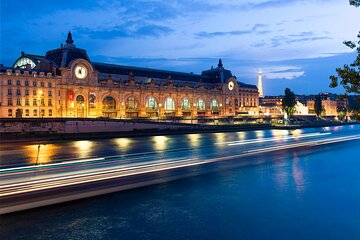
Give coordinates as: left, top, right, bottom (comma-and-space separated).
255, 130, 264, 138
187, 133, 201, 148
236, 131, 247, 141
74, 140, 94, 158
152, 136, 168, 151
271, 129, 289, 137
25, 144, 60, 165
113, 138, 132, 151
290, 129, 303, 136
214, 132, 226, 143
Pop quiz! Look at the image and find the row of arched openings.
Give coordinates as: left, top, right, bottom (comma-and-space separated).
74, 95, 220, 112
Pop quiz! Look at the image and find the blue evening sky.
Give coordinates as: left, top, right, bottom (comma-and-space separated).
1, 0, 359, 95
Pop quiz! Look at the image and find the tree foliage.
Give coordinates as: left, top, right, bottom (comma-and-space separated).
282, 88, 296, 117
350, 0, 360, 7
329, 1, 360, 93
314, 95, 323, 118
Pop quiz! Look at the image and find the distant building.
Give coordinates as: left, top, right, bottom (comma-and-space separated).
0, 32, 259, 118
307, 93, 340, 116
259, 96, 283, 116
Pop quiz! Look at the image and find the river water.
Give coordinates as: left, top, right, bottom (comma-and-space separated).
1, 125, 360, 239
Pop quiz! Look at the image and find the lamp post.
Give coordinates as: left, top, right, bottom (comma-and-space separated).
158, 103, 162, 121
35, 143, 46, 165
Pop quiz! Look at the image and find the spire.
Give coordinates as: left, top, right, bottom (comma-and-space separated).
218, 58, 223, 68
66, 31, 74, 44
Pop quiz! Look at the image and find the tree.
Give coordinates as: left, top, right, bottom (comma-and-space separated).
314, 95, 323, 118
350, 0, 360, 7
282, 88, 296, 119
329, 1, 360, 94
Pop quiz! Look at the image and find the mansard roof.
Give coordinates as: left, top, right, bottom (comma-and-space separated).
238, 82, 258, 90
93, 62, 212, 83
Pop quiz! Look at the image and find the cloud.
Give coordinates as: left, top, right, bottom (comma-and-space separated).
75, 24, 173, 39
262, 66, 305, 80
270, 32, 332, 47
195, 23, 268, 38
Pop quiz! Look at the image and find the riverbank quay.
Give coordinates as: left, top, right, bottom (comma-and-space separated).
0, 118, 358, 143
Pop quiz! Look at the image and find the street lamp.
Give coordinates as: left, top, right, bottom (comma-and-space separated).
158, 103, 162, 121
35, 143, 46, 165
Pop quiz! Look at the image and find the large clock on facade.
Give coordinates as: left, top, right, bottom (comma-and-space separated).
228, 81, 234, 91
74, 65, 87, 79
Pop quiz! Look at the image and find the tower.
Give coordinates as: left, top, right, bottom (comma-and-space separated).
257, 69, 264, 98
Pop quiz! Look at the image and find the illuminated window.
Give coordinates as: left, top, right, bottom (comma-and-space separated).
197, 99, 205, 110
146, 97, 157, 110
89, 94, 96, 108
49, 109, 52, 116
181, 98, 190, 110
210, 99, 219, 110
164, 97, 175, 111
126, 97, 137, 110
103, 96, 116, 110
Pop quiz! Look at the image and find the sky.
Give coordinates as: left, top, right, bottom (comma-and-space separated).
1, 0, 359, 95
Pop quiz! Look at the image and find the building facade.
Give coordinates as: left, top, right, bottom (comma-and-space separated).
0, 32, 259, 119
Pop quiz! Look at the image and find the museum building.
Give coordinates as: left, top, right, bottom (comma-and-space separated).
0, 32, 259, 118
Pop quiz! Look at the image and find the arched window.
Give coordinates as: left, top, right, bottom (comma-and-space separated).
126, 97, 138, 110
89, 94, 96, 109
210, 99, 219, 110
103, 96, 116, 110
13, 57, 37, 69
197, 99, 205, 110
165, 97, 175, 111
181, 98, 190, 110
76, 95, 85, 105
146, 97, 157, 110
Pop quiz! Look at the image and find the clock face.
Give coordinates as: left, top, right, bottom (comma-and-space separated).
228, 81, 234, 91
75, 65, 87, 79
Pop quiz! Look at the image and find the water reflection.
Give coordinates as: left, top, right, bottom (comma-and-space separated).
152, 136, 169, 151
74, 140, 94, 158
292, 152, 305, 193
236, 131, 247, 141
214, 132, 226, 143
113, 138, 133, 151
187, 134, 201, 148
255, 130, 264, 138
25, 144, 60, 165
271, 129, 289, 137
